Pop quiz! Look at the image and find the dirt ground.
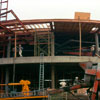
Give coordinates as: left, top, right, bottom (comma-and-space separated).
68, 94, 89, 100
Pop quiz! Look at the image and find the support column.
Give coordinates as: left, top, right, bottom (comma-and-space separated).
5, 36, 11, 93
7, 37, 11, 57
48, 32, 50, 56
95, 33, 99, 55
51, 32, 55, 56
12, 33, 17, 90
14, 33, 17, 58
51, 32, 55, 88
1, 68, 3, 90
5, 67, 9, 94
34, 32, 37, 56
79, 21, 82, 56
3, 45, 5, 58
51, 65, 55, 89
38, 43, 40, 56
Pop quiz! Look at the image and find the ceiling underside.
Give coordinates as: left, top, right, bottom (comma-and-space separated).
1, 19, 100, 33
0, 19, 100, 46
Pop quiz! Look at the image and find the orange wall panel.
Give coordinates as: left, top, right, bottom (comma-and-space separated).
75, 12, 90, 20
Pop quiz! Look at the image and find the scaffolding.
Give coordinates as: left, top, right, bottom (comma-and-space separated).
0, 0, 8, 21
34, 31, 54, 56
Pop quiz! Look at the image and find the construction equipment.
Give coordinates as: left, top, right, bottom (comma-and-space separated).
0, 80, 49, 100
48, 62, 100, 100
65, 62, 100, 100
0, 80, 31, 96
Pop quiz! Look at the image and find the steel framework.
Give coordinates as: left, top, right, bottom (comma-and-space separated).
0, 0, 8, 21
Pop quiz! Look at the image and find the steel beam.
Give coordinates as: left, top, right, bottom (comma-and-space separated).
2, 19, 100, 26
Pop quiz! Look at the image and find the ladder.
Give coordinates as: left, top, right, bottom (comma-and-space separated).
0, 0, 8, 21
39, 53, 44, 90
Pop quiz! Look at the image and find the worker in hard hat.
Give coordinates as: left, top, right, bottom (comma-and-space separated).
19, 44, 23, 57
60, 81, 66, 88
90, 45, 95, 56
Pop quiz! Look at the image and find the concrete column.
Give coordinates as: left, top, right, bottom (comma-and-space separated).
5, 67, 9, 94
1, 68, 3, 90
5, 37, 11, 93
51, 65, 55, 89
7, 37, 11, 57
95, 33, 99, 55
51, 32, 55, 56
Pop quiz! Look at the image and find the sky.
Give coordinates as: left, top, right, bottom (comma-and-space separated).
8, 0, 100, 20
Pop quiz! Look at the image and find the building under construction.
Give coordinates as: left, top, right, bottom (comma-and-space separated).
0, 0, 100, 100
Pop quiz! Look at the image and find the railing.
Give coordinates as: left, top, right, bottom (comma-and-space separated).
0, 89, 48, 98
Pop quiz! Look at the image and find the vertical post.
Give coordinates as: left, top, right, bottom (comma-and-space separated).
79, 20, 82, 56
51, 65, 55, 89
0, 0, 2, 21
1, 68, 3, 90
5, 36, 11, 94
13, 32, 16, 90
95, 33, 99, 55
51, 32, 55, 88
14, 33, 17, 58
7, 37, 11, 57
3, 44, 5, 58
38, 43, 40, 56
37, 34, 40, 56
48, 32, 50, 56
13, 63, 15, 83
51, 32, 55, 56
5, 67, 9, 94
34, 32, 37, 56
6, 0, 8, 21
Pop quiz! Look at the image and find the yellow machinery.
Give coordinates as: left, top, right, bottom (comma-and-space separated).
0, 80, 30, 96
0, 80, 48, 100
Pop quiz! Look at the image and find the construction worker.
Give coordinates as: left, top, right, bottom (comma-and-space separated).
19, 44, 23, 57
73, 77, 79, 85
73, 77, 80, 93
90, 45, 95, 56
60, 81, 66, 88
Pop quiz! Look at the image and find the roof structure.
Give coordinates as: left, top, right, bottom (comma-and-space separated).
0, 10, 100, 57
1, 18, 100, 44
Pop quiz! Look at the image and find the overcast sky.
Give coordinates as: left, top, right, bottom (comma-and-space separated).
8, 0, 100, 20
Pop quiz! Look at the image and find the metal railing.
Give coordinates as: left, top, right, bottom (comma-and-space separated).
0, 89, 48, 98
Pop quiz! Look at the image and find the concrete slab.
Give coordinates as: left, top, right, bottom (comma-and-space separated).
0, 56, 100, 65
